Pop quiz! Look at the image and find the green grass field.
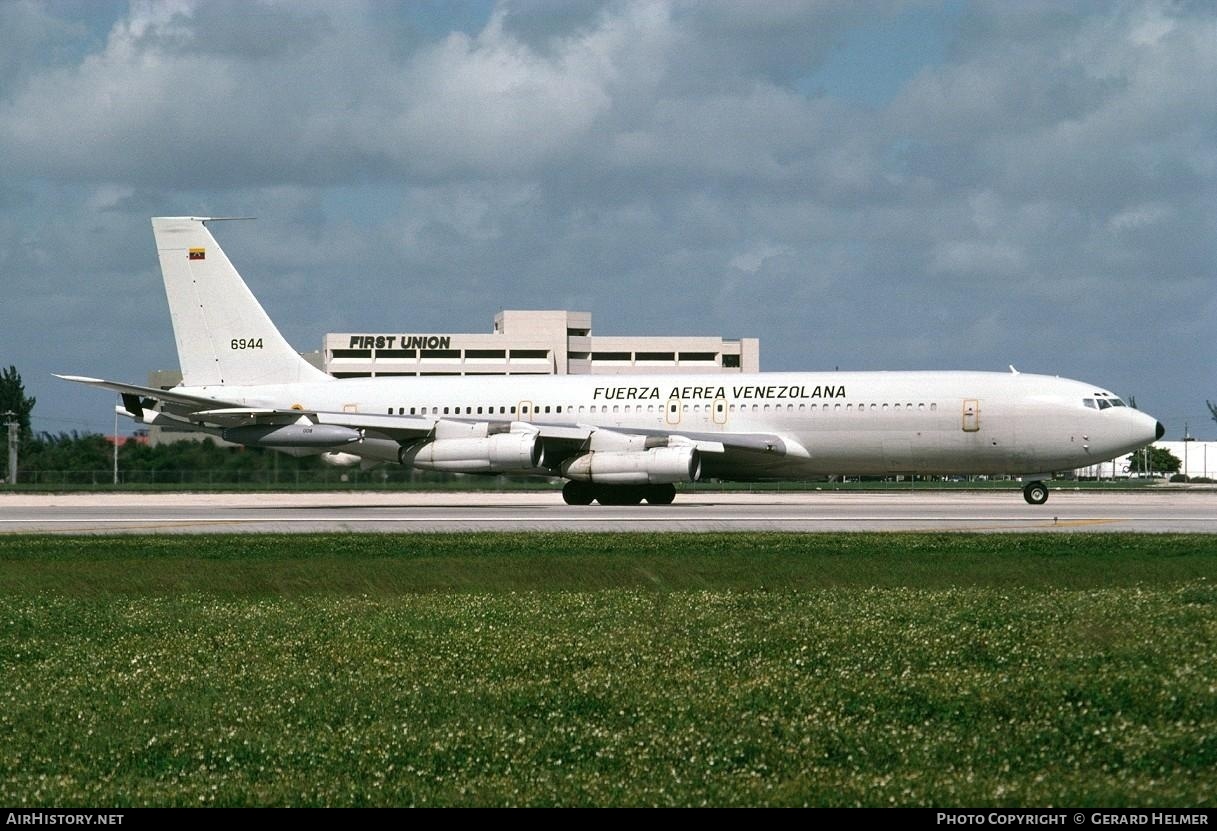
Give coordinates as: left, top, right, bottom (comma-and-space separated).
1, 533, 1214, 806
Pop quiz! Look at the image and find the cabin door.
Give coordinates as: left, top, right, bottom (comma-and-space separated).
962, 399, 980, 432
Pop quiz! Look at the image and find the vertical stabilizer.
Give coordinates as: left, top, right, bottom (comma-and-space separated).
152, 217, 330, 387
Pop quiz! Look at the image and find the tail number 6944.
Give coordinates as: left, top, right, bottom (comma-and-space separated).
231, 338, 264, 350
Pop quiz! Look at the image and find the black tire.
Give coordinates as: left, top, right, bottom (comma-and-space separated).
1023, 482, 1049, 505
595, 486, 644, 506
644, 484, 676, 505
562, 481, 595, 506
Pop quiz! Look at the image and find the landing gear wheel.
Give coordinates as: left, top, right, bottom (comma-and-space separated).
1023, 481, 1049, 505
562, 481, 595, 505
595, 486, 644, 506
644, 484, 676, 505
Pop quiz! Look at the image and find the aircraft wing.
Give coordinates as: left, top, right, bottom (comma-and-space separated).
58, 374, 797, 471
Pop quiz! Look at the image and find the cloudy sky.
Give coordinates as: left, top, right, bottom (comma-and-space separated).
2, 0, 1214, 439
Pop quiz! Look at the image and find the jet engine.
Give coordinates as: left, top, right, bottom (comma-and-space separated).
401, 432, 544, 473
561, 446, 700, 485
222, 423, 361, 448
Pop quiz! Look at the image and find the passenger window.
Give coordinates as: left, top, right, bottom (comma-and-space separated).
556, 406, 562, 413
544, 405, 551, 414
410, 407, 416, 415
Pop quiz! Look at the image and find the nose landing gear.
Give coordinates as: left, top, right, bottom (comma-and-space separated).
1023, 481, 1049, 505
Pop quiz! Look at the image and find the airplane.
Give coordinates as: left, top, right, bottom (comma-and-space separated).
59, 216, 1163, 506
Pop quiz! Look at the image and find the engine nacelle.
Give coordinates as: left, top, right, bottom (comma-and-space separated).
222, 423, 361, 448
561, 446, 700, 485
401, 432, 544, 473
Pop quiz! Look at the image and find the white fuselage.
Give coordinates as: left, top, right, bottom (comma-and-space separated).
178, 370, 1161, 480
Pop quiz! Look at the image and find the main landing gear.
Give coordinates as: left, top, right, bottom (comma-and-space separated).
562, 481, 677, 506
1022, 481, 1049, 505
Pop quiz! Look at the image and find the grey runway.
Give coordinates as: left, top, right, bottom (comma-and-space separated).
0, 489, 1213, 534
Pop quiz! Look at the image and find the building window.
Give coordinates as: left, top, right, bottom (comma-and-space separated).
421, 349, 461, 359
592, 352, 631, 361
722, 354, 740, 368
635, 352, 675, 361
680, 352, 717, 362
466, 349, 506, 359
511, 350, 549, 359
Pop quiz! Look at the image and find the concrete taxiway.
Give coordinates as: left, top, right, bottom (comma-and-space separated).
0, 489, 1212, 534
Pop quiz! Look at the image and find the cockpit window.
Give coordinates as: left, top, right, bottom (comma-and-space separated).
1083, 398, 1097, 409
1111, 399, 1126, 407
1097, 399, 1111, 410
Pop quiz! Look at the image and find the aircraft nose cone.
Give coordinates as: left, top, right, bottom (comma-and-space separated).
1156, 421, 1165, 440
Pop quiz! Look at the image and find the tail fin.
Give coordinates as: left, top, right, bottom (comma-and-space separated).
152, 217, 330, 387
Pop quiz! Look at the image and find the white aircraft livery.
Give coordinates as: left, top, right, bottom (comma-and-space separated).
60, 217, 1163, 506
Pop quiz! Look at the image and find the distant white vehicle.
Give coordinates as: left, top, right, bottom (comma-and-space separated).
61, 217, 1162, 506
